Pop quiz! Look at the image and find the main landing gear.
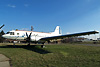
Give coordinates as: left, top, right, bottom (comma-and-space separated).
41, 42, 45, 48
27, 42, 45, 48
41, 45, 45, 48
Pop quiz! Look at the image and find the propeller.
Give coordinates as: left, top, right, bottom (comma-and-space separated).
26, 32, 32, 45
0, 24, 5, 29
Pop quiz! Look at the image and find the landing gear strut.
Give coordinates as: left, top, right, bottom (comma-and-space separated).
28, 43, 30, 46
27, 41, 31, 46
13, 41, 17, 48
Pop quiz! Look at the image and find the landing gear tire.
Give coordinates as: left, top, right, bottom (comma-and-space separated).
41, 45, 45, 48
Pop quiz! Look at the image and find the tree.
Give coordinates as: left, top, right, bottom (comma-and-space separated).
0, 30, 5, 42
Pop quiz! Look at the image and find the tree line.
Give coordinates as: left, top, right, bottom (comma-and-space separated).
0, 30, 5, 43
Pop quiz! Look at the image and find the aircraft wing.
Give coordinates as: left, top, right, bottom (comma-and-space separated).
40, 31, 99, 41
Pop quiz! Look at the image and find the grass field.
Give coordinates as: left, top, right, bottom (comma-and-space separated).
0, 43, 100, 67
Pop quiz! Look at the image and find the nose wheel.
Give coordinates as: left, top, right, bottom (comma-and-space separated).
41, 45, 45, 48
41, 42, 45, 48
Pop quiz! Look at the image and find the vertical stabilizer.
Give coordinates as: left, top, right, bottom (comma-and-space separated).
53, 26, 61, 35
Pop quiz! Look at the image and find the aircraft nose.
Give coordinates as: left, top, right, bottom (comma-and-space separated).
2, 35, 6, 38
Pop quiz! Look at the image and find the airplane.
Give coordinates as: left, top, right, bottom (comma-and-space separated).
2, 26, 99, 47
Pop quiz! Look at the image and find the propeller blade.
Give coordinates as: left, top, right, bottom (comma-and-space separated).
0, 24, 5, 29
25, 32, 32, 43
26, 32, 28, 37
29, 32, 32, 38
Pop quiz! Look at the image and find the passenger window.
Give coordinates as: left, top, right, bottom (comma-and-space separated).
10, 32, 14, 35
17, 33, 19, 35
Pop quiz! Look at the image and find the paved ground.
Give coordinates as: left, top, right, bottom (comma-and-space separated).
0, 54, 10, 67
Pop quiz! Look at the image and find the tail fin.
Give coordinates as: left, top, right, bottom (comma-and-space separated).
53, 26, 61, 35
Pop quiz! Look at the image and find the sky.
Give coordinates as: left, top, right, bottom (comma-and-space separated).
0, 0, 100, 39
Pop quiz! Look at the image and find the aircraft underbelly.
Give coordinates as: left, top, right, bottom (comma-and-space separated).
5, 36, 24, 40
16, 37, 24, 40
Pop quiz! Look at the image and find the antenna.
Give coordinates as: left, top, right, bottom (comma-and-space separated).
31, 26, 34, 31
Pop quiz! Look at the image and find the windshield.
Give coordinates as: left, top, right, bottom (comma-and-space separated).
10, 32, 14, 35
6, 32, 10, 34
6, 32, 14, 35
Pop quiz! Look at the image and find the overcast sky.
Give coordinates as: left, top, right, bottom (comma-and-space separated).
0, 0, 100, 39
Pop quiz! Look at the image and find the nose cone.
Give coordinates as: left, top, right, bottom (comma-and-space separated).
2, 35, 6, 38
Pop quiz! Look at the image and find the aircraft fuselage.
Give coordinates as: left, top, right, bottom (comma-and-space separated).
2, 30, 61, 42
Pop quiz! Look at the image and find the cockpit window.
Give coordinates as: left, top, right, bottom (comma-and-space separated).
6, 32, 10, 34
10, 32, 14, 35
6, 32, 15, 35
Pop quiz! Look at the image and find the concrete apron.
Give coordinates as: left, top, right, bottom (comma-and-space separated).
0, 54, 10, 67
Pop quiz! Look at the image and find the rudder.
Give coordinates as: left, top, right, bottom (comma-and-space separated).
53, 26, 61, 35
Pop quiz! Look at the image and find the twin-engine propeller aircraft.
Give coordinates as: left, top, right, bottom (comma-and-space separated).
2, 26, 99, 47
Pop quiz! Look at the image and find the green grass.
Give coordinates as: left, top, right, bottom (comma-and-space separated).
0, 43, 100, 67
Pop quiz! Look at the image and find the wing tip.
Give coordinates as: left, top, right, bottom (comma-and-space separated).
94, 30, 99, 33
